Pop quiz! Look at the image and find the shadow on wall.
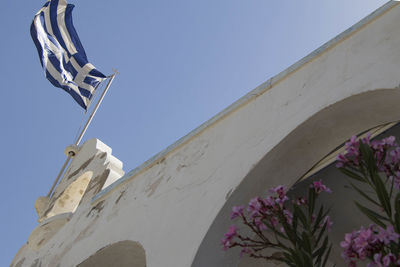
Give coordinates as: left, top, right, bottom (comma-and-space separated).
77, 240, 146, 267
45, 171, 93, 219
191, 88, 400, 267
289, 122, 400, 264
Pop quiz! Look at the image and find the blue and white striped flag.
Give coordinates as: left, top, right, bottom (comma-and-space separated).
30, 0, 106, 110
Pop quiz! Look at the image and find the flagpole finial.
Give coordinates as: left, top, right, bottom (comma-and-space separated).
112, 68, 120, 75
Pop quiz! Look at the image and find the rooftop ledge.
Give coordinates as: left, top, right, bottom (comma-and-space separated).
92, 0, 399, 204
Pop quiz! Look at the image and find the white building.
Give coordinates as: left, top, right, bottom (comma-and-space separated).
11, 1, 400, 266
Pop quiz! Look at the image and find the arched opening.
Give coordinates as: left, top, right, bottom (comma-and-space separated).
46, 171, 92, 218
77, 240, 146, 267
286, 122, 400, 264
191, 88, 400, 266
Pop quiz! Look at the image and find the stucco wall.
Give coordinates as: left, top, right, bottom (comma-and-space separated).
12, 2, 400, 266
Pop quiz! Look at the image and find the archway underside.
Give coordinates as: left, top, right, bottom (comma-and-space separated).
77, 240, 146, 267
192, 88, 400, 267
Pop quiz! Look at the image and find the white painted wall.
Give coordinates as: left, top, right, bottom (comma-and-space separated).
11, 2, 400, 266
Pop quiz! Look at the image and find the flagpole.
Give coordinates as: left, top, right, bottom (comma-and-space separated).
47, 73, 117, 198
75, 73, 116, 145
47, 155, 72, 197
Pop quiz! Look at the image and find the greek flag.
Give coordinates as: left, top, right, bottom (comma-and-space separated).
30, 0, 106, 110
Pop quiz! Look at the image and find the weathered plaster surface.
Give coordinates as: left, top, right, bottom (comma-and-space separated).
41, 139, 124, 221
11, 2, 400, 266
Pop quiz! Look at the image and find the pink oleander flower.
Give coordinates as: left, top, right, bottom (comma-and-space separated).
392, 174, 400, 190
247, 197, 262, 217
371, 253, 382, 267
230, 205, 244, 220
310, 180, 332, 194
269, 216, 279, 227
336, 153, 348, 168
270, 185, 287, 198
382, 253, 396, 267
337, 135, 400, 179
381, 136, 396, 146
222, 182, 333, 264
269, 185, 289, 206
347, 135, 360, 148
337, 135, 377, 168
295, 197, 307, 206
275, 196, 289, 206
371, 253, 400, 267
322, 216, 333, 232
254, 217, 267, 231
341, 225, 392, 266
240, 247, 252, 257
341, 231, 358, 260
376, 225, 400, 245
390, 147, 400, 164
283, 209, 293, 224
263, 195, 276, 207
221, 225, 238, 250
342, 135, 361, 166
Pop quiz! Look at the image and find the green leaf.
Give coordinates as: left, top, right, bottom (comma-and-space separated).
395, 192, 400, 215
292, 209, 298, 232
314, 236, 328, 266
359, 142, 377, 174
395, 212, 400, 233
313, 206, 325, 234
389, 176, 395, 199
294, 205, 308, 228
314, 235, 328, 256
301, 231, 312, 254
265, 221, 287, 240
281, 215, 298, 246
309, 188, 316, 218
299, 248, 313, 267
315, 220, 328, 247
355, 201, 388, 227
283, 252, 294, 261
339, 167, 366, 183
282, 253, 297, 267
348, 181, 380, 207
287, 247, 305, 266
313, 207, 331, 236
371, 173, 392, 218
388, 240, 400, 254
321, 244, 332, 267
395, 192, 400, 232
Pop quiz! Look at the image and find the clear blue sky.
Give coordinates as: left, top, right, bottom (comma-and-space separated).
1, 0, 388, 265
